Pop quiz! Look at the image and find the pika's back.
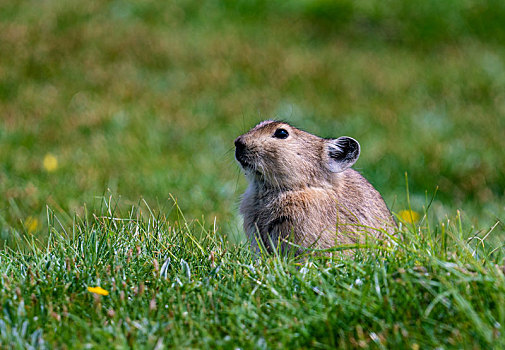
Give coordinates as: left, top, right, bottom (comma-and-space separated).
235, 120, 396, 254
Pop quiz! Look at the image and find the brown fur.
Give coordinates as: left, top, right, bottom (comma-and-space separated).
235, 120, 396, 254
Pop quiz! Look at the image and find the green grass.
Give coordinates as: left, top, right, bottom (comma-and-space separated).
1, 199, 504, 348
1, 0, 505, 347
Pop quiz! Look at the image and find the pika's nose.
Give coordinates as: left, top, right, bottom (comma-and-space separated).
234, 137, 246, 153
234, 136, 248, 164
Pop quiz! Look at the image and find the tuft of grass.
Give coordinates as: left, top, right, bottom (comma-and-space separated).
0, 198, 504, 348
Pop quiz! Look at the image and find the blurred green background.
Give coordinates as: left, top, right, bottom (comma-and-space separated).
1, 0, 505, 244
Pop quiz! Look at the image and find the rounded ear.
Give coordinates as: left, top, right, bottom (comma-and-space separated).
326, 136, 360, 173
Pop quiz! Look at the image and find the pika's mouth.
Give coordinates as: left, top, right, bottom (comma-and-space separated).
235, 149, 252, 169
235, 149, 263, 177
234, 137, 264, 178
234, 137, 251, 168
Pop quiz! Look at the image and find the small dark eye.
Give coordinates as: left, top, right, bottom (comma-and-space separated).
273, 128, 289, 139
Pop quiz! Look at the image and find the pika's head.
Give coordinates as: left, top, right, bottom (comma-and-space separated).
234, 120, 360, 189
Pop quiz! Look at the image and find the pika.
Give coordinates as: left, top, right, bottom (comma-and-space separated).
235, 120, 396, 254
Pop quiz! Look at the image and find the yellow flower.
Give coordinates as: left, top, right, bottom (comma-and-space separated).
43, 153, 58, 172
25, 216, 40, 233
399, 209, 420, 223
87, 286, 109, 296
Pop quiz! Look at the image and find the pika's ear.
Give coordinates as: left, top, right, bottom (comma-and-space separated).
326, 137, 360, 173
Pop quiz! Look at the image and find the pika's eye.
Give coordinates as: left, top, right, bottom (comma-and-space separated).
273, 128, 289, 139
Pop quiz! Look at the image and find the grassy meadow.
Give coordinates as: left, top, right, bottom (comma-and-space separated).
1, 0, 505, 348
